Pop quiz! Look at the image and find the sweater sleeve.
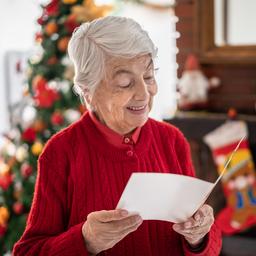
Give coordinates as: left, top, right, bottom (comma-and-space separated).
13, 138, 89, 256
182, 222, 222, 256
173, 128, 222, 255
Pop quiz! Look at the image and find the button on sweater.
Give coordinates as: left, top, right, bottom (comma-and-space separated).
13, 112, 222, 256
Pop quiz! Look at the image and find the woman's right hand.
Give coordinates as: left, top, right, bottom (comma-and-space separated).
82, 209, 143, 255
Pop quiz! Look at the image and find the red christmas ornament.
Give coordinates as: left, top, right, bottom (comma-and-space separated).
22, 127, 36, 143
45, 0, 59, 16
37, 0, 59, 25
32, 75, 48, 92
13, 202, 24, 215
34, 84, 60, 108
21, 163, 33, 178
228, 108, 237, 119
47, 56, 58, 65
0, 225, 7, 238
37, 14, 48, 25
64, 14, 79, 33
35, 32, 43, 43
0, 173, 13, 191
51, 111, 64, 126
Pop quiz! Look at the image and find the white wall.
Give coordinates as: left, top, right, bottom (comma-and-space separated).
214, 0, 256, 46
228, 0, 256, 45
0, 0, 41, 142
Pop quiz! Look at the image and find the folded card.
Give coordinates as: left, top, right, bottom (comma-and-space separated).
116, 173, 214, 223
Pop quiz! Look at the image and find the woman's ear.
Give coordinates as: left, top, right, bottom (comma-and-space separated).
83, 90, 96, 112
84, 92, 92, 106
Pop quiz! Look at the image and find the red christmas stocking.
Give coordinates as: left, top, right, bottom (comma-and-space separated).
204, 121, 256, 235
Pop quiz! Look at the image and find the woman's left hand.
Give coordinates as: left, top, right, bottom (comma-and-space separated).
172, 204, 214, 247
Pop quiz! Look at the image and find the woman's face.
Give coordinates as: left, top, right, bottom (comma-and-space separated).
89, 55, 158, 135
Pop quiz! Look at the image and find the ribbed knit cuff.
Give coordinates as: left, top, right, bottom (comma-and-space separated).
45, 222, 89, 256
182, 223, 222, 256
182, 235, 208, 255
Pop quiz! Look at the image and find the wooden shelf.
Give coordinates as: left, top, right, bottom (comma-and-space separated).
164, 111, 256, 144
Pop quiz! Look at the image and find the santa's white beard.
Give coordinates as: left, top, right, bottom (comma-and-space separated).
178, 70, 209, 103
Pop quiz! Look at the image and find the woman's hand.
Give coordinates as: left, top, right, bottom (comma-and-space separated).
172, 204, 214, 247
82, 209, 143, 255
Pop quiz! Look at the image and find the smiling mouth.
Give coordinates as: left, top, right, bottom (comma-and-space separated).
127, 105, 147, 111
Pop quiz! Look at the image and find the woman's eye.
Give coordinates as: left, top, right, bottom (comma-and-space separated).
144, 76, 155, 83
119, 82, 132, 88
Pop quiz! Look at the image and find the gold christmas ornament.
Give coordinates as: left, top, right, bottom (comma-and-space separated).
44, 21, 58, 36
71, 0, 113, 22
57, 36, 70, 52
31, 141, 43, 156
62, 0, 78, 4
33, 119, 46, 133
16, 146, 28, 162
0, 206, 10, 226
7, 157, 16, 170
0, 162, 10, 176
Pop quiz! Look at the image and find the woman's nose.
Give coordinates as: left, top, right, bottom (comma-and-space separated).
134, 79, 150, 100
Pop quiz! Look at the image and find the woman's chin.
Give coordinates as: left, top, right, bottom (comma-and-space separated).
129, 115, 149, 129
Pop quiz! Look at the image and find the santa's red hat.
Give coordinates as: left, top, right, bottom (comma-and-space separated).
184, 54, 200, 71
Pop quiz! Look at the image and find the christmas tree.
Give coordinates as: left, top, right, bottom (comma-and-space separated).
0, 0, 112, 253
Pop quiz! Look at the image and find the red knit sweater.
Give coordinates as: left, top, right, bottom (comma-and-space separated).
13, 112, 222, 255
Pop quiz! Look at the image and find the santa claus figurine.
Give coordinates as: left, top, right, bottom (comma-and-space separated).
177, 54, 220, 110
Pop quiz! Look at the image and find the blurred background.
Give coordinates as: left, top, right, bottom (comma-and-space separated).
0, 0, 255, 255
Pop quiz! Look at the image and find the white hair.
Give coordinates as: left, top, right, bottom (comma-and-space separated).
68, 16, 158, 100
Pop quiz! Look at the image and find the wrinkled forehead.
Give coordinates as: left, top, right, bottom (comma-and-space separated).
105, 54, 153, 76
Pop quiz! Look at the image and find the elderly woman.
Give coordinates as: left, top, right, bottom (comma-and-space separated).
14, 16, 221, 255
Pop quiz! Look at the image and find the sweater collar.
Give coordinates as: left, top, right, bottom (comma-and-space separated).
80, 112, 152, 161
88, 111, 141, 148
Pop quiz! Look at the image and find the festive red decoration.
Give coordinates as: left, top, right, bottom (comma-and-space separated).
35, 32, 43, 43
13, 202, 24, 215
45, 0, 59, 16
32, 75, 48, 92
64, 14, 79, 33
47, 56, 58, 65
51, 111, 64, 126
21, 127, 36, 143
0, 174, 13, 191
204, 121, 256, 235
184, 54, 200, 71
177, 53, 220, 110
21, 163, 33, 178
37, 0, 59, 25
0, 225, 7, 238
37, 14, 48, 25
34, 84, 60, 108
228, 108, 237, 119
